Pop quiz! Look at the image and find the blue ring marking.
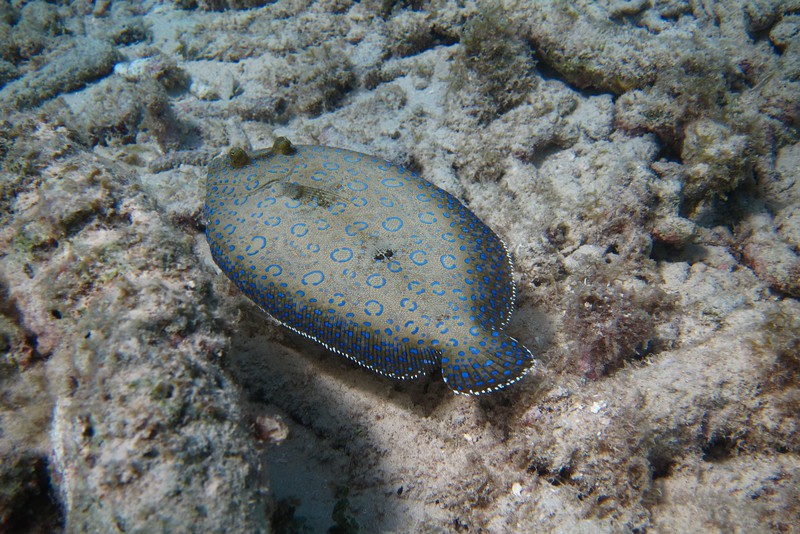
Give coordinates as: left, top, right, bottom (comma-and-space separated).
345, 221, 369, 236
379, 197, 394, 207
244, 174, 259, 190
351, 197, 368, 207
364, 300, 384, 316
311, 170, 326, 181
387, 261, 402, 272
315, 218, 330, 230
440, 254, 457, 270
307, 243, 320, 253
343, 154, 362, 163
329, 292, 346, 306
442, 232, 456, 242
400, 298, 418, 311
265, 264, 283, 276
302, 270, 325, 286
410, 250, 428, 266
245, 236, 267, 256
416, 193, 431, 202
418, 211, 437, 224
291, 223, 308, 237
381, 177, 404, 188
257, 197, 276, 208
469, 326, 481, 337
330, 248, 354, 263
366, 274, 386, 288
233, 196, 250, 206
348, 179, 368, 191
329, 201, 347, 215
285, 199, 302, 209
382, 217, 404, 232
323, 161, 340, 171
431, 281, 445, 296
223, 223, 236, 235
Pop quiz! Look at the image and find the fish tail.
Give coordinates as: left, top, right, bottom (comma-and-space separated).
441, 332, 534, 395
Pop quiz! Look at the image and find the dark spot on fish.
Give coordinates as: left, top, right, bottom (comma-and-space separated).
374, 249, 394, 261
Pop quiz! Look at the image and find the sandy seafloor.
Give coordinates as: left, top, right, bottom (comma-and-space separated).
1, 0, 799, 532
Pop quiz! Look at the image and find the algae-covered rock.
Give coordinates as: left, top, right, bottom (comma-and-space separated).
448, 6, 537, 122
681, 119, 750, 213
0, 117, 271, 532
0, 37, 119, 110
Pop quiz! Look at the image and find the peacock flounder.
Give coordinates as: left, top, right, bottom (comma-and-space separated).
205, 138, 534, 394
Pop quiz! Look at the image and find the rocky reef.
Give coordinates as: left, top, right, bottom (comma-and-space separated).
0, 0, 798, 531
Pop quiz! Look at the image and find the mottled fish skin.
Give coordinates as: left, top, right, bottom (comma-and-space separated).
205, 138, 535, 394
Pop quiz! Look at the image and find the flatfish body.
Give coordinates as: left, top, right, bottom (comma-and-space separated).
205, 138, 534, 394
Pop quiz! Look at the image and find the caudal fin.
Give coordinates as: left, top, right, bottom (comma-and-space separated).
441, 333, 535, 395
